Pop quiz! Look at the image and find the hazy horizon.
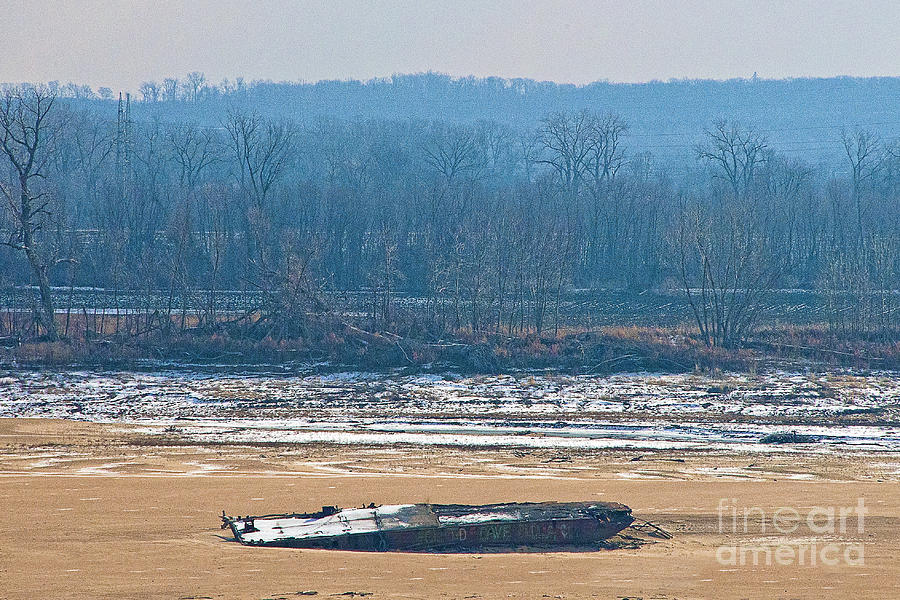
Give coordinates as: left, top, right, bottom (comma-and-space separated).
2, 0, 899, 93
11, 70, 900, 95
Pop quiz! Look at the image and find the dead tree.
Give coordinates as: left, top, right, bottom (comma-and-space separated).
0, 86, 64, 340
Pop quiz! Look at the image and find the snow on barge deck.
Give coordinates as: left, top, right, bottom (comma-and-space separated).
221, 501, 634, 551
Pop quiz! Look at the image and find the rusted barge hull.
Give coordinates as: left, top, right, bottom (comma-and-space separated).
222, 502, 634, 551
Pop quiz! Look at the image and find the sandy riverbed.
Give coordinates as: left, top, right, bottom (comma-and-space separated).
1, 418, 898, 600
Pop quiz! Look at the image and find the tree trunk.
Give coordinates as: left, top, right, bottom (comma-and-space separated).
20, 190, 58, 340
24, 243, 57, 340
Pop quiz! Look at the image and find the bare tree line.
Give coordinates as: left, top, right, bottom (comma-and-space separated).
0, 85, 898, 348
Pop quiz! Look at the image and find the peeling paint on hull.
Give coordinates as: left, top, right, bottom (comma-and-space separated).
223, 502, 634, 551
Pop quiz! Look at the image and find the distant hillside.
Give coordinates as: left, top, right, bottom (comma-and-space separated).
58, 72, 900, 165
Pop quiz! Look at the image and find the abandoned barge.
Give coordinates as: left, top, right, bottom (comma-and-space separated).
221, 501, 634, 551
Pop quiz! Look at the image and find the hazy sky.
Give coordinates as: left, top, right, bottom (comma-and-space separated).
2, 0, 899, 91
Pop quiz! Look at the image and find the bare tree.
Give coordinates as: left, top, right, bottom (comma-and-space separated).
162, 78, 179, 103
516, 131, 542, 183
586, 113, 628, 190
183, 72, 207, 104
537, 110, 595, 194
168, 122, 221, 189
475, 120, 515, 181
60, 82, 95, 100
676, 197, 782, 347
754, 154, 810, 268
841, 129, 882, 244
224, 110, 295, 210
139, 81, 161, 103
423, 124, 482, 186
61, 107, 115, 210
696, 119, 768, 200
0, 86, 64, 339
224, 109, 295, 278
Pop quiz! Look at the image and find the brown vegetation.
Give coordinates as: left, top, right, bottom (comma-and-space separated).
2, 312, 896, 373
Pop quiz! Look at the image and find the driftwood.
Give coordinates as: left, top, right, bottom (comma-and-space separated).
589, 354, 636, 372
749, 340, 884, 361
629, 518, 673, 539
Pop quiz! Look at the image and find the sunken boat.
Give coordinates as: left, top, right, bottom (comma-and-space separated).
221, 501, 634, 551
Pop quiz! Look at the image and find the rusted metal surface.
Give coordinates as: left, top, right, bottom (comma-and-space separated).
221, 501, 634, 551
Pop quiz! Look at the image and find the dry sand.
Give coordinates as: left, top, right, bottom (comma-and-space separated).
1, 418, 898, 599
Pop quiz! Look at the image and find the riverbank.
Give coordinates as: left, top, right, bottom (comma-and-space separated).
2, 322, 898, 374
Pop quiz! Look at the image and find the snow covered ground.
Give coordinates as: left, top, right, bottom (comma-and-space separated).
1, 366, 899, 452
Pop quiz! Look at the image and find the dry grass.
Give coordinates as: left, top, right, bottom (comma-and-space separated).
1, 315, 898, 373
